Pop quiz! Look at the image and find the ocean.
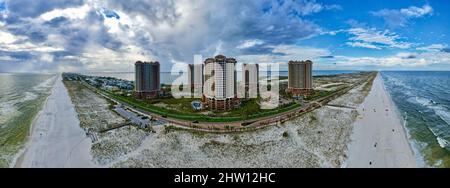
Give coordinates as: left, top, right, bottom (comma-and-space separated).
83, 70, 358, 84
0, 73, 56, 167
382, 71, 450, 167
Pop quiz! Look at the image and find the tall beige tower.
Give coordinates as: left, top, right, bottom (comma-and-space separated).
288, 60, 313, 96
203, 55, 238, 111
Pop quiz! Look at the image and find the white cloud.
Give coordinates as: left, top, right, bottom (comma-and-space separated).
277, 0, 341, 16
371, 4, 433, 27
2, 0, 345, 72
346, 42, 381, 50
346, 27, 412, 49
238, 45, 330, 64
0, 39, 64, 53
271, 45, 329, 58
400, 4, 433, 17
236, 39, 264, 49
0, 55, 15, 61
77, 44, 148, 71
40, 53, 54, 62
335, 51, 450, 69
0, 30, 18, 44
39, 4, 91, 21
0, 28, 64, 53
416, 44, 447, 52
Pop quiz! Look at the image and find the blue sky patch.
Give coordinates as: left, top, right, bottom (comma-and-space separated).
102, 9, 120, 20
0, 0, 6, 11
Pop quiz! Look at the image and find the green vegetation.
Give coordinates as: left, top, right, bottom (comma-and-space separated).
70, 71, 375, 125
92, 84, 301, 123
362, 74, 376, 92
279, 76, 288, 80
305, 90, 335, 101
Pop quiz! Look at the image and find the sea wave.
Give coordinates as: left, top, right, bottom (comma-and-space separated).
0, 102, 19, 125
33, 75, 56, 91
382, 71, 450, 166
408, 96, 450, 126
384, 75, 413, 91
0, 92, 38, 125
437, 137, 450, 149
383, 76, 414, 96
23, 92, 38, 101
428, 126, 450, 150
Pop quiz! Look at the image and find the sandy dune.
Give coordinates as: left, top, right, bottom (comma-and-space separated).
17, 75, 96, 168
346, 73, 416, 168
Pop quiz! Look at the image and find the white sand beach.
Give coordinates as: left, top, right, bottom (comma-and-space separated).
346, 73, 416, 168
16, 74, 96, 168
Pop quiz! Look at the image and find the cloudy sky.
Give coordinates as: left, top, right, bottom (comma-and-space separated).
0, 0, 450, 72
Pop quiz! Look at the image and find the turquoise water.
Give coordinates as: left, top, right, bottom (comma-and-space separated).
382, 71, 450, 167
0, 73, 56, 167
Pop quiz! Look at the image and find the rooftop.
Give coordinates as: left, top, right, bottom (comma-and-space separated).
135, 61, 160, 65
288, 60, 313, 64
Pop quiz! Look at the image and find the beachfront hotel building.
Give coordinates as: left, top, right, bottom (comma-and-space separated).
188, 64, 204, 97
242, 63, 259, 99
203, 55, 239, 111
134, 61, 160, 99
288, 60, 313, 96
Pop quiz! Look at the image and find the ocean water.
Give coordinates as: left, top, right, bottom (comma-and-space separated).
0, 73, 56, 167
83, 70, 358, 84
382, 71, 450, 167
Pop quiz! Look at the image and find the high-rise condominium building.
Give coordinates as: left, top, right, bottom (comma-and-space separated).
242, 63, 259, 99
288, 60, 313, 96
203, 55, 238, 111
134, 61, 160, 99
188, 64, 204, 97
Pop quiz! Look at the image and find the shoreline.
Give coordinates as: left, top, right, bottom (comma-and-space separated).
345, 73, 417, 168
11, 76, 58, 168
379, 73, 424, 167
15, 74, 96, 168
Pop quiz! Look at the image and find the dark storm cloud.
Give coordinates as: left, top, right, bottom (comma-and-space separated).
1, 0, 340, 72
202, 0, 323, 47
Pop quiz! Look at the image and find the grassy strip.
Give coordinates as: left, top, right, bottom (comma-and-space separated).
94, 85, 300, 122
305, 90, 335, 101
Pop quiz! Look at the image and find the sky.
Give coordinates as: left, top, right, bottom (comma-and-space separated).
0, 0, 450, 72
